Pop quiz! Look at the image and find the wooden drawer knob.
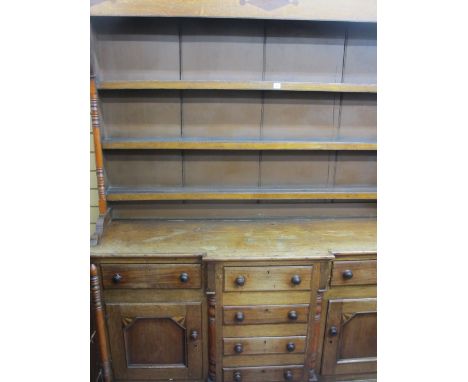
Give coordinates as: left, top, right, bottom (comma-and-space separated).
235, 275, 246, 286
112, 273, 123, 284
233, 371, 242, 382
190, 330, 198, 341
235, 311, 245, 322
284, 369, 293, 380
288, 310, 298, 320
342, 269, 353, 280
329, 326, 338, 337
286, 342, 296, 352
179, 272, 189, 283
291, 274, 301, 285
234, 343, 243, 354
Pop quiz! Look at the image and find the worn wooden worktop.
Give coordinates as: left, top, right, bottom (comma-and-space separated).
91, 218, 376, 261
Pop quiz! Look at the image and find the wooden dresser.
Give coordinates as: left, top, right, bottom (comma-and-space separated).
90, 1, 377, 381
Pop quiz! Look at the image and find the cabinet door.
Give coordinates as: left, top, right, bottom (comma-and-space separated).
106, 302, 202, 380
321, 298, 376, 376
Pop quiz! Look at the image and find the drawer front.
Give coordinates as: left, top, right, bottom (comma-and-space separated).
331, 260, 376, 286
101, 264, 202, 289
224, 304, 309, 325
223, 365, 304, 382
223, 336, 306, 356
224, 266, 313, 292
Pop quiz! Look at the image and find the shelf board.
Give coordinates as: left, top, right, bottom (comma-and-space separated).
106, 187, 377, 201
90, 0, 376, 23
97, 80, 377, 93
102, 138, 377, 151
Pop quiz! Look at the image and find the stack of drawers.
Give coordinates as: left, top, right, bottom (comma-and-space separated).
221, 264, 317, 382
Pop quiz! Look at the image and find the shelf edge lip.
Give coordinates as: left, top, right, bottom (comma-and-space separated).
96, 81, 377, 93
101, 139, 377, 151
105, 190, 378, 201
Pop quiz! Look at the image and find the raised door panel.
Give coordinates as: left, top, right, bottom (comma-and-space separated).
321, 298, 377, 376
106, 302, 202, 380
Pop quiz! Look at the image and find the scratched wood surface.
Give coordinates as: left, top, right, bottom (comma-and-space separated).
90, 218, 376, 260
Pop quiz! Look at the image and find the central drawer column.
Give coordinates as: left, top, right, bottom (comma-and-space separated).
210, 260, 325, 382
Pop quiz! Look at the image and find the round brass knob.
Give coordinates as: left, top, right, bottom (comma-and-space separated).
286, 342, 296, 352
235, 311, 244, 322
179, 272, 189, 283
235, 275, 246, 286
342, 269, 353, 280
233, 371, 242, 382
234, 343, 243, 354
284, 370, 293, 380
291, 274, 301, 285
329, 326, 338, 337
288, 310, 298, 320
112, 273, 123, 284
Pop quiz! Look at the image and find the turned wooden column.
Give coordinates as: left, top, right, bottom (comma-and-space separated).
207, 291, 216, 382
90, 76, 107, 214
308, 289, 325, 382
90, 264, 112, 382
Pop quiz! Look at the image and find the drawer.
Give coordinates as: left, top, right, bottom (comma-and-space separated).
224, 266, 313, 292
223, 365, 304, 382
223, 336, 306, 356
224, 304, 309, 325
101, 264, 202, 289
331, 260, 376, 286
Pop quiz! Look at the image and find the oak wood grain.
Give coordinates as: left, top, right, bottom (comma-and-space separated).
223, 336, 306, 356
223, 365, 304, 382
90, 0, 376, 22
101, 264, 202, 289
106, 186, 377, 201
224, 265, 313, 291
97, 80, 377, 93
331, 260, 377, 286
223, 304, 309, 325
102, 137, 377, 151
90, 219, 377, 260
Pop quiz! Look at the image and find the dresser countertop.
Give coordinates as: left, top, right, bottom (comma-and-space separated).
91, 218, 376, 261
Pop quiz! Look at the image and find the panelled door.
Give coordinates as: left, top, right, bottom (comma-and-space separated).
321, 298, 377, 376
106, 302, 202, 380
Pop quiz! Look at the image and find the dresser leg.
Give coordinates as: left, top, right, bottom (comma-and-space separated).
91, 264, 113, 382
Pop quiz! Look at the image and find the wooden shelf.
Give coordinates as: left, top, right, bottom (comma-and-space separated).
97, 80, 377, 93
102, 138, 377, 151
106, 187, 377, 201
90, 0, 376, 23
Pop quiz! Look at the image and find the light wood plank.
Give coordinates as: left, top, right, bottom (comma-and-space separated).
97, 80, 377, 93
90, 0, 377, 23
106, 187, 377, 201
102, 138, 376, 151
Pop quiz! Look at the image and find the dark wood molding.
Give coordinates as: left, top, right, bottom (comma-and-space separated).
308, 289, 325, 382
90, 208, 112, 247
90, 264, 113, 382
90, 77, 107, 215
207, 291, 216, 382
